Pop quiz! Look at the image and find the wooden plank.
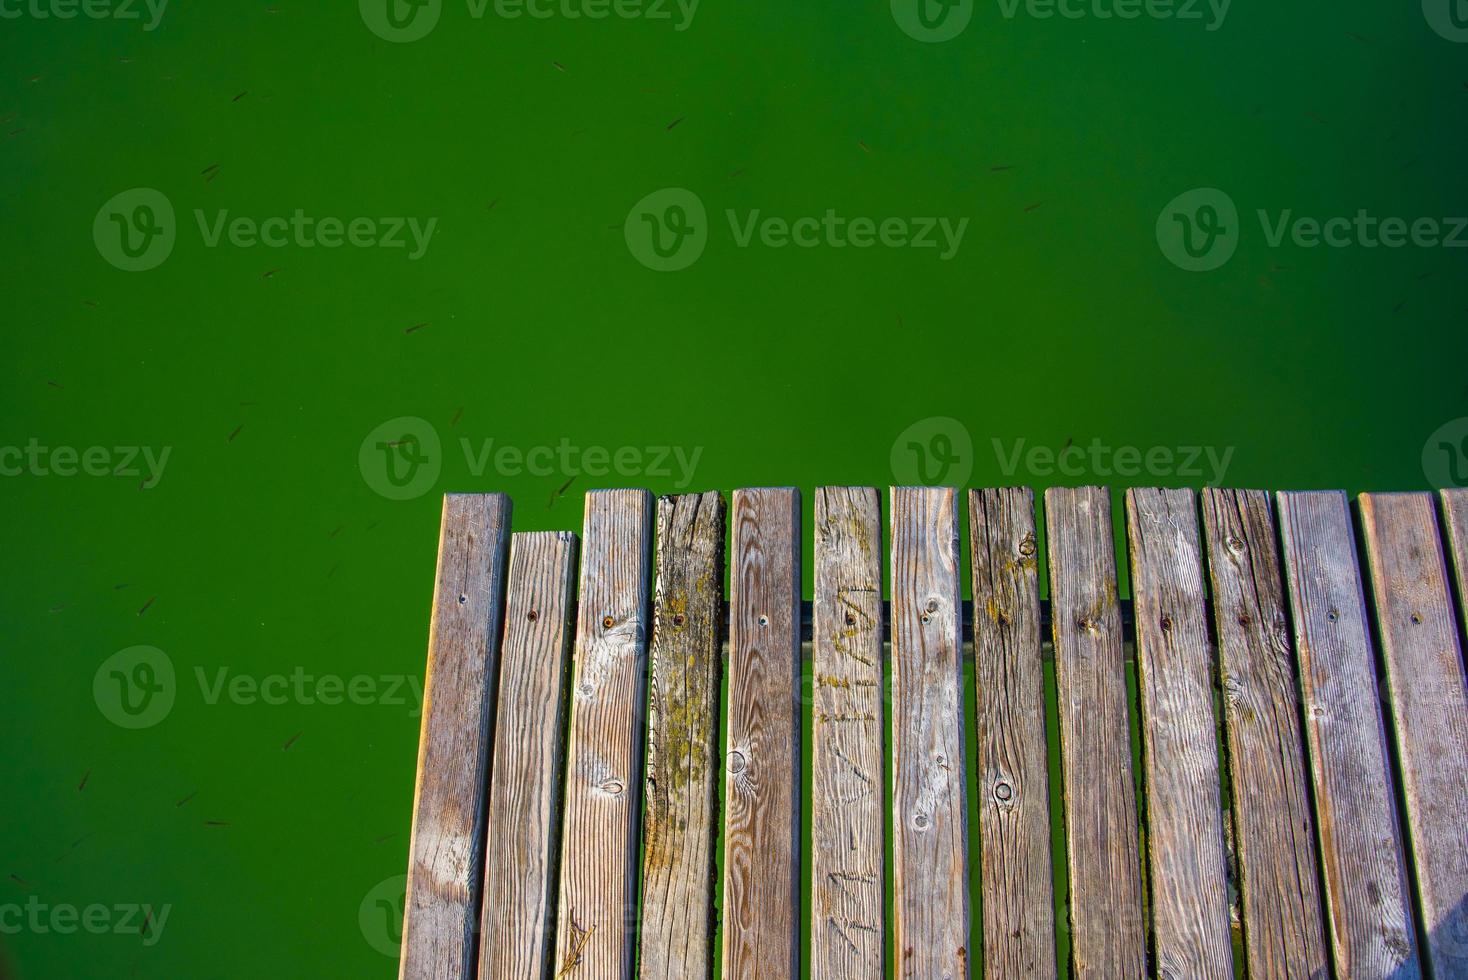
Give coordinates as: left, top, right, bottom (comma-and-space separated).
1443, 489, 1468, 607
890, 486, 970, 980
1276, 490, 1422, 979
969, 487, 1056, 979
1359, 492, 1468, 977
1124, 488, 1234, 979
723, 487, 802, 980
555, 489, 654, 980
479, 531, 579, 980
1199, 488, 1329, 980
401, 493, 512, 980
1043, 486, 1145, 980
811, 487, 885, 980
638, 493, 726, 980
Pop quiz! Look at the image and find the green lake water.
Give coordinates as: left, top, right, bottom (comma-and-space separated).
2, 0, 1465, 976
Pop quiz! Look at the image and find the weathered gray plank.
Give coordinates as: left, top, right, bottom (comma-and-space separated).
1043, 486, 1145, 980
639, 493, 725, 980
1200, 488, 1329, 980
891, 486, 970, 980
1276, 490, 1421, 979
401, 493, 512, 980
1124, 488, 1234, 979
1443, 489, 1468, 604
479, 531, 579, 980
722, 487, 802, 980
555, 489, 654, 980
811, 487, 885, 980
968, 487, 1056, 979
1359, 492, 1468, 978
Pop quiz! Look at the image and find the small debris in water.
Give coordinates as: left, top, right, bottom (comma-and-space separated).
176, 791, 197, 807
227, 424, 244, 442
138, 596, 156, 616
666, 117, 684, 131
405, 322, 428, 334
232, 91, 249, 102
552, 61, 566, 72
78, 769, 91, 791
282, 731, 302, 752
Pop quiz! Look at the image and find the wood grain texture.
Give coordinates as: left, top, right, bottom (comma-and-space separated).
1124, 488, 1234, 980
555, 489, 654, 980
402, 493, 513, 980
639, 493, 725, 980
1199, 488, 1329, 980
723, 487, 802, 980
1276, 490, 1421, 979
1443, 489, 1468, 607
811, 487, 885, 980
968, 487, 1056, 980
480, 531, 579, 980
1043, 486, 1145, 980
1359, 492, 1468, 978
890, 486, 970, 980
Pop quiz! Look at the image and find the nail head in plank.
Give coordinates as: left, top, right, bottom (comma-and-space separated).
555, 489, 654, 980
969, 487, 1057, 980
1276, 490, 1421, 979
1359, 492, 1468, 977
812, 487, 885, 980
479, 531, 579, 980
722, 487, 802, 980
639, 493, 726, 980
891, 486, 971, 980
1124, 488, 1234, 979
1043, 486, 1146, 979
402, 493, 513, 980
1200, 488, 1329, 980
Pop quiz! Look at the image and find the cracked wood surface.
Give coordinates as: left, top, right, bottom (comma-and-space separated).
969, 487, 1056, 979
722, 488, 802, 980
1044, 486, 1145, 980
638, 493, 725, 980
402, 494, 513, 980
1200, 488, 1328, 980
1360, 492, 1468, 979
479, 531, 578, 980
1277, 490, 1421, 979
555, 490, 653, 980
811, 487, 885, 980
1124, 488, 1233, 980
891, 486, 970, 980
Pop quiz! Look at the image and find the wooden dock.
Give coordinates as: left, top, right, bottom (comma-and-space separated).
398, 487, 1468, 980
